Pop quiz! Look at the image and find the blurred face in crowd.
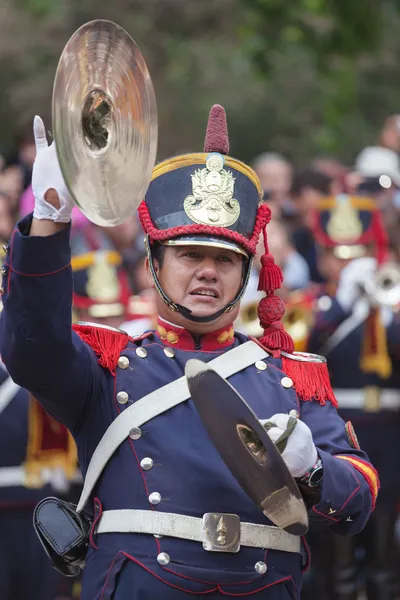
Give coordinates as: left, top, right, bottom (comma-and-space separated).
380, 115, 400, 152
254, 220, 291, 271
293, 187, 324, 228
312, 158, 347, 196
317, 247, 374, 285
147, 244, 243, 334
18, 140, 37, 170
0, 165, 24, 213
0, 194, 14, 243
104, 216, 139, 251
355, 177, 399, 218
255, 158, 292, 205
317, 250, 349, 285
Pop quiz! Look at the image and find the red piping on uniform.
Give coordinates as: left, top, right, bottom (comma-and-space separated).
312, 506, 340, 522
161, 562, 265, 587
120, 552, 218, 595
5, 262, 70, 278
90, 497, 103, 550
217, 575, 295, 597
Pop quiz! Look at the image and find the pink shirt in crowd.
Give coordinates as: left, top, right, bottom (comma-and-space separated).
19, 185, 89, 229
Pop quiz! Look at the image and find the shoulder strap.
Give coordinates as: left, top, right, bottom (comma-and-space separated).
76, 340, 268, 513
0, 365, 20, 416
319, 298, 370, 357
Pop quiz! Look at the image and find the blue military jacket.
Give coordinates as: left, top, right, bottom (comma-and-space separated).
308, 293, 400, 506
0, 364, 78, 507
0, 216, 377, 599
0, 368, 39, 506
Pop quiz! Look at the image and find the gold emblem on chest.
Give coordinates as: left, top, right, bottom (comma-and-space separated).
184, 153, 240, 227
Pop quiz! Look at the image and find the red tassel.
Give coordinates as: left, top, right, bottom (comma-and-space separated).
259, 322, 294, 353
73, 324, 129, 375
258, 254, 283, 292
281, 356, 338, 407
257, 225, 284, 292
257, 295, 285, 327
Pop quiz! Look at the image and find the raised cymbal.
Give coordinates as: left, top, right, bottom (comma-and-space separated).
52, 19, 157, 226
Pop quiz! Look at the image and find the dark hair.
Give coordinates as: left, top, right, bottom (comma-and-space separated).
151, 243, 167, 268
291, 169, 332, 197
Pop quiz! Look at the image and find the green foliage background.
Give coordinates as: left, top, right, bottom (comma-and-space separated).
2, 0, 400, 165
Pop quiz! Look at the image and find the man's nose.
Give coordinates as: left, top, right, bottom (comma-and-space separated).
196, 257, 218, 281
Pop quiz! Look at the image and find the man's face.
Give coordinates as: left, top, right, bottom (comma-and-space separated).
0, 195, 13, 243
148, 245, 244, 333
296, 188, 323, 228
317, 250, 351, 285
256, 160, 292, 203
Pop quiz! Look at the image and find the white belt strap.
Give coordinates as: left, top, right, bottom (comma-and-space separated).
97, 509, 301, 554
0, 466, 27, 487
335, 389, 400, 410
0, 465, 82, 488
77, 341, 268, 513
0, 375, 20, 416
320, 298, 369, 358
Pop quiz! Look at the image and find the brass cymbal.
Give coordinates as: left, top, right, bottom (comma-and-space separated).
52, 19, 157, 226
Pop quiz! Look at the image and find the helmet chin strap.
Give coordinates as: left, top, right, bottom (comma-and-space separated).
145, 236, 253, 324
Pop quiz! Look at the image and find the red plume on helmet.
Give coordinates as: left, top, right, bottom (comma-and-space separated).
204, 104, 229, 155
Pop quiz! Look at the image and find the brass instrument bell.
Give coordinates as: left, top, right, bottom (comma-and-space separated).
364, 262, 400, 309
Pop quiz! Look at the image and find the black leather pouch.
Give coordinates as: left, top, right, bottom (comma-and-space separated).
33, 496, 92, 577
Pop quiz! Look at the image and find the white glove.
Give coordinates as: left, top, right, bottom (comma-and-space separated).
32, 115, 74, 223
261, 413, 318, 478
336, 257, 377, 313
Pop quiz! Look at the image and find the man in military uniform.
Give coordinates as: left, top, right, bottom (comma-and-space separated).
0, 107, 378, 600
0, 241, 131, 600
0, 252, 80, 600
307, 194, 400, 600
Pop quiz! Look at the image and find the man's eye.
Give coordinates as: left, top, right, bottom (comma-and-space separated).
219, 255, 232, 263
184, 251, 200, 259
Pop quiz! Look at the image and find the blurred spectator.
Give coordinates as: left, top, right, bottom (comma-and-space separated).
0, 164, 24, 220
16, 130, 36, 190
290, 168, 332, 283
252, 152, 295, 221
311, 155, 348, 195
354, 145, 400, 258
20, 184, 91, 230
379, 114, 400, 152
0, 192, 14, 244
105, 215, 139, 252
254, 219, 310, 298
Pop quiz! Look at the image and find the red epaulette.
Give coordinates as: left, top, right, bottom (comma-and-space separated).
280, 351, 338, 408
72, 322, 131, 375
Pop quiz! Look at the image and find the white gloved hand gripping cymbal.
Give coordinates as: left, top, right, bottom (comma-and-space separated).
32, 116, 74, 223
261, 413, 318, 479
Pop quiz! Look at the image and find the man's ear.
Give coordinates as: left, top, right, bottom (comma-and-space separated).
144, 256, 158, 288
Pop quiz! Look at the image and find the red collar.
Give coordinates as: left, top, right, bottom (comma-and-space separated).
155, 317, 235, 351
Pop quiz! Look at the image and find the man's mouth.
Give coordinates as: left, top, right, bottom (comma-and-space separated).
190, 288, 219, 299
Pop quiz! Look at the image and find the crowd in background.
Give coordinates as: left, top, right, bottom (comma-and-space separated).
0, 113, 399, 319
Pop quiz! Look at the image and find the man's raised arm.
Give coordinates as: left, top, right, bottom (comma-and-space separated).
0, 116, 106, 432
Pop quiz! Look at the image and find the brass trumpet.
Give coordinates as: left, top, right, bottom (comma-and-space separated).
364, 262, 400, 309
